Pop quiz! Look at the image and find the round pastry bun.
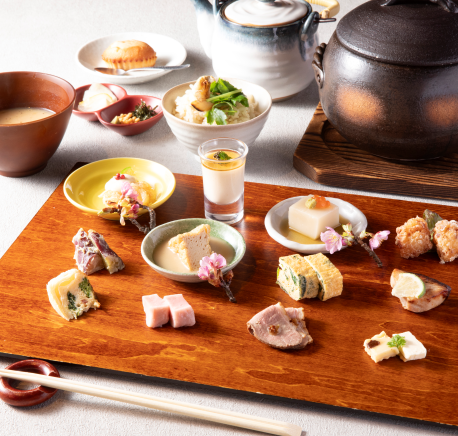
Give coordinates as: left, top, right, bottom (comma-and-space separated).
102, 40, 157, 70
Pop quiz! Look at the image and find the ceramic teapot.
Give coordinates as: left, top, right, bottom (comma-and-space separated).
313, 0, 458, 160
190, 0, 340, 101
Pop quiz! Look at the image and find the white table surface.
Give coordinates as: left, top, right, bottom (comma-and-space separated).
0, 0, 457, 435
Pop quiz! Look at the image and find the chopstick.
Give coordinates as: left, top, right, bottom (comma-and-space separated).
0, 369, 302, 436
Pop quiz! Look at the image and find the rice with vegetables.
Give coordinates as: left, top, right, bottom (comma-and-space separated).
173, 76, 260, 125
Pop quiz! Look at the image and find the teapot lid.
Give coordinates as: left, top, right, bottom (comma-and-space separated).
336, 0, 458, 66
224, 0, 310, 27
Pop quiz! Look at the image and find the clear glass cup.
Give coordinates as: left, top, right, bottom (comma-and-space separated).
198, 138, 248, 225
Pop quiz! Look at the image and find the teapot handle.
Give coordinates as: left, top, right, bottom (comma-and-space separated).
307, 0, 340, 18
312, 43, 327, 89
381, 0, 458, 12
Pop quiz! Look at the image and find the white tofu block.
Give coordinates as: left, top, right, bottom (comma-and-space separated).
394, 331, 427, 362
288, 196, 339, 240
364, 331, 399, 363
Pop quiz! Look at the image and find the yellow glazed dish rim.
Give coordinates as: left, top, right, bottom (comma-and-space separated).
63, 157, 176, 219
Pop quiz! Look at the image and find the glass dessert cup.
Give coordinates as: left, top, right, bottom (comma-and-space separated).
198, 138, 248, 225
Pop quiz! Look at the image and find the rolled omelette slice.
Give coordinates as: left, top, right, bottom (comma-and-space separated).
304, 253, 343, 301
277, 254, 319, 300
47, 269, 101, 321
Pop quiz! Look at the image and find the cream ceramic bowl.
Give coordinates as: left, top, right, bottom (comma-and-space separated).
141, 218, 246, 283
161, 78, 272, 157
265, 196, 367, 254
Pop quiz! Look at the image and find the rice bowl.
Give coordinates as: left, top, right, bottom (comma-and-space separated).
162, 78, 272, 157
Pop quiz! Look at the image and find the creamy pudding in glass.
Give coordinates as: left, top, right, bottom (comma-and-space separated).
198, 138, 248, 224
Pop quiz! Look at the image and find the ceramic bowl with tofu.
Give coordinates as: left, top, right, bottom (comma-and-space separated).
264, 195, 368, 254
141, 218, 246, 283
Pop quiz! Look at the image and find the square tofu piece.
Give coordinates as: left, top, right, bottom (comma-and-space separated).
364, 331, 399, 363
168, 224, 212, 271
142, 294, 170, 328
393, 331, 427, 362
288, 195, 339, 240
164, 294, 196, 328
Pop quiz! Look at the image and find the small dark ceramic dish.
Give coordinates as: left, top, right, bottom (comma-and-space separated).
72, 86, 163, 136
0, 359, 60, 407
72, 83, 128, 121
0, 71, 75, 177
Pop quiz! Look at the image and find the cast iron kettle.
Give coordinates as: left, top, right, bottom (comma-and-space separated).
313, 0, 458, 161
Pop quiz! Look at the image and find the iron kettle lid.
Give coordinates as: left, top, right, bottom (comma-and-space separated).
336, 0, 458, 67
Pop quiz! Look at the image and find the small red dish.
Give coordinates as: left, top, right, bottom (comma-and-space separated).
97, 95, 163, 136
72, 83, 127, 122
0, 359, 60, 407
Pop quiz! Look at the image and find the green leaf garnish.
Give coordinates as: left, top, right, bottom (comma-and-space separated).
213, 151, 231, 161
207, 89, 243, 103
120, 166, 131, 174
206, 107, 227, 125
132, 100, 158, 121
387, 334, 406, 350
423, 209, 443, 239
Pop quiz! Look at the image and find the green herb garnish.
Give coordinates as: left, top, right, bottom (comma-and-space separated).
423, 209, 443, 239
205, 78, 249, 126
132, 100, 158, 121
387, 334, 406, 350
120, 166, 131, 174
78, 277, 93, 298
213, 151, 231, 161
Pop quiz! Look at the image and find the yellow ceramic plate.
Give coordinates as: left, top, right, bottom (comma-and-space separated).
64, 158, 176, 220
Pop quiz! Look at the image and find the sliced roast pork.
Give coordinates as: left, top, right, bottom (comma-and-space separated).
247, 302, 313, 350
73, 228, 105, 275
87, 229, 125, 274
391, 268, 451, 313
285, 307, 313, 349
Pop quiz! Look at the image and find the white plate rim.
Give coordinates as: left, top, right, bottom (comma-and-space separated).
264, 196, 368, 254
75, 32, 187, 83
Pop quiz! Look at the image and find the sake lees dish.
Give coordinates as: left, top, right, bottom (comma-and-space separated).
0, 71, 75, 177
162, 77, 271, 157
265, 195, 367, 254
141, 218, 246, 283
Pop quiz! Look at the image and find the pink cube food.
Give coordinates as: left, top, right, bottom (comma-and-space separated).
142, 294, 170, 328
163, 294, 196, 328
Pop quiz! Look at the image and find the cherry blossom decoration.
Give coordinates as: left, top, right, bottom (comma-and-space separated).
198, 253, 236, 303
321, 224, 390, 267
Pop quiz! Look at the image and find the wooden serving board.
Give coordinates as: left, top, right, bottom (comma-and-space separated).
294, 103, 458, 202
1, 165, 458, 426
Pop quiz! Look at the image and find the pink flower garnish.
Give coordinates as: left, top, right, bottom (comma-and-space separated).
198, 253, 235, 302
320, 227, 344, 254
369, 230, 390, 250
209, 252, 226, 269
121, 182, 138, 201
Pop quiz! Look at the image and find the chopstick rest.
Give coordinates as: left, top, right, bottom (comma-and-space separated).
0, 359, 60, 407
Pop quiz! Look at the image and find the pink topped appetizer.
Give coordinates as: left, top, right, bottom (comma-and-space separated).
163, 294, 196, 328
247, 302, 313, 350
142, 294, 170, 328
73, 228, 125, 275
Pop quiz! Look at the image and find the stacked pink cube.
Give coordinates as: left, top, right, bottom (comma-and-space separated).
142, 294, 195, 328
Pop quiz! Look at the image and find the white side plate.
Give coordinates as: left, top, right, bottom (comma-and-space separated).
76, 32, 187, 85
265, 196, 368, 254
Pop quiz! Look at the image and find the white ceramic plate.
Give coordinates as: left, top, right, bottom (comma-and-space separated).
265, 196, 368, 254
76, 32, 187, 85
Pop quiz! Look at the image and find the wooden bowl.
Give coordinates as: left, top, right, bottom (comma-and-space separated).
0, 72, 75, 177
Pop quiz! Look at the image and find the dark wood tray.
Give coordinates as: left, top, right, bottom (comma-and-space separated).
294, 103, 458, 202
1, 164, 458, 426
